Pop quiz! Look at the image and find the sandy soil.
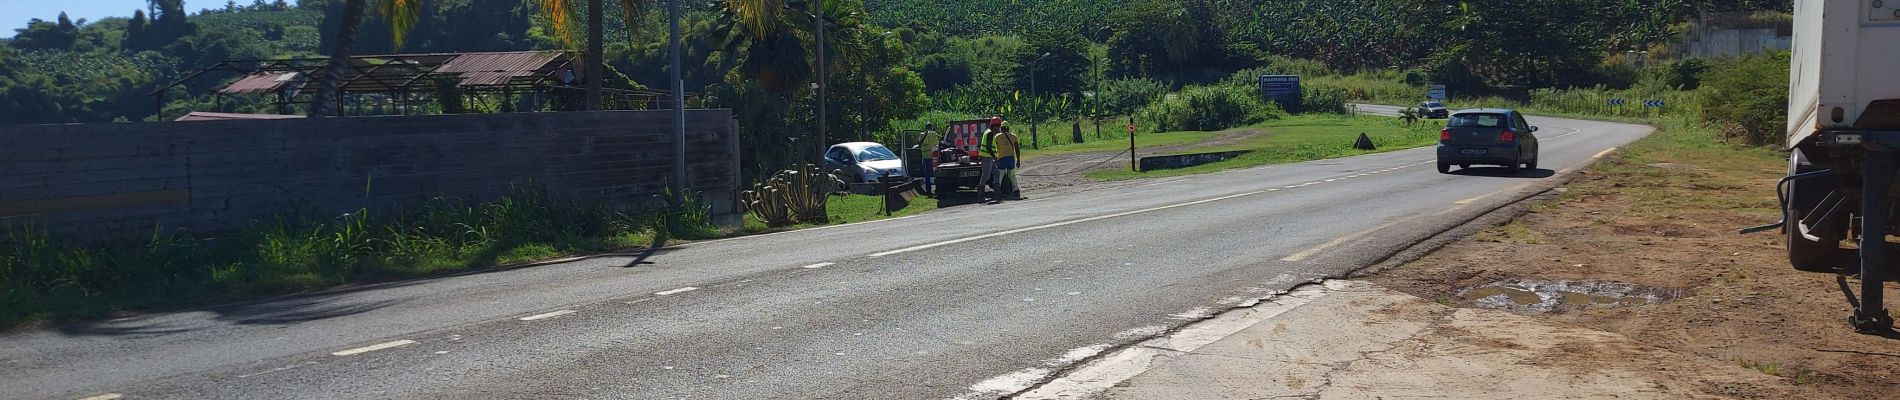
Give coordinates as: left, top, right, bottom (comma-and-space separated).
1372, 164, 1900, 399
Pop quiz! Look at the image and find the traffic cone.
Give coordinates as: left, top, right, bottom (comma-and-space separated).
1354, 132, 1376, 150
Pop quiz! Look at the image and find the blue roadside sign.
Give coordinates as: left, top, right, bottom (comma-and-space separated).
1644, 100, 1665, 108
1259, 75, 1300, 99
1608, 98, 1626, 106
1427, 85, 1447, 101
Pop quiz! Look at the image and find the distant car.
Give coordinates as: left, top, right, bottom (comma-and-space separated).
1437, 109, 1540, 174
824, 142, 908, 183
1417, 101, 1449, 119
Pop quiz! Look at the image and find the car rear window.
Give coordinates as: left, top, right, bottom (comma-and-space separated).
1449, 113, 1507, 128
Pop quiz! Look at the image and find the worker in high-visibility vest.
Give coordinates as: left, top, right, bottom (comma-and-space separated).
978, 117, 1003, 201
985, 120, 1022, 201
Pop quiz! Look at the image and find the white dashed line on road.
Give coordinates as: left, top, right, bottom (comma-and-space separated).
801, 262, 835, 269
331, 340, 417, 356
518, 310, 576, 321
77, 394, 123, 400
655, 287, 699, 296
870, 191, 1265, 258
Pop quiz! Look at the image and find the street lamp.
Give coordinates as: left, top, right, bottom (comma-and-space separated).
1030, 52, 1051, 150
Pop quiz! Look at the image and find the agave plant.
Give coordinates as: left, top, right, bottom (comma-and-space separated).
740, 164, 846, 228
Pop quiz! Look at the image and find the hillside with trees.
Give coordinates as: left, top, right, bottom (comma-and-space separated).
1, 0, 1795, 175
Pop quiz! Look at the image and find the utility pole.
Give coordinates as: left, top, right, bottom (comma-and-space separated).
1093, 52, 1101, 140
668, 0, 686, 203
814, 0, 828, 164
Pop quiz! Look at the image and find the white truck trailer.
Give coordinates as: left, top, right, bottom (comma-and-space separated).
1749, 0, 1900, 333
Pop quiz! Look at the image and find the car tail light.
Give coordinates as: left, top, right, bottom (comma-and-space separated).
1500, 130, 1516, 142
1439, 129, 1451, 141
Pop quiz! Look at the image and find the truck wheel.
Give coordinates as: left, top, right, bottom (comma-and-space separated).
1786, 150, 1846, 273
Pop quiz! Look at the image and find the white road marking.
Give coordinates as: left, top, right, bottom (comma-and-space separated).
655, 287, 699, 296
624, 297, 656, 305
1280, 216, 1420, 262
868, 191, 1264, 257
679, 215, 922, 247
331, 340, 417, 356
518, 310, 576, 321
800, 262, 834, 269
77, 394, 124, 400
1138, 178, 1190, 187
1591, 147, 1617, 159
1013, 283, 1342, 400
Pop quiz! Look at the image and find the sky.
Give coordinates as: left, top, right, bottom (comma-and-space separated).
2, 1, 184, 36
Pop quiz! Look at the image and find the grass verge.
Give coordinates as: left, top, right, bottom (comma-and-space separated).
1088, 114, 1444, 180
0, 188, 932, 330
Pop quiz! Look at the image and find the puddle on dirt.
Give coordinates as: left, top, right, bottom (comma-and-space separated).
1456, 279, 1679, 314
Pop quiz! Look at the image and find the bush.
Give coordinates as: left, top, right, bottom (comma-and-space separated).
1094, 78, 1169, 115
1699, 52, 1791, 146
1299, 86, 1350, 115
0, 186, 691, 327
1137, 85, 1283, 132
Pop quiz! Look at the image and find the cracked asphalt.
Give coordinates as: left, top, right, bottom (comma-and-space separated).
1, 112, 1651, 399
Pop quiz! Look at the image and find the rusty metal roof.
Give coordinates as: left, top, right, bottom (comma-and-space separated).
221, 72, 304, 94
435, 51, 571, 86
214, 51, 574, 95
173, 112, 306, 122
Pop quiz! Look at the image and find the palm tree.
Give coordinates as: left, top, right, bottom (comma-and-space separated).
308, 0, 641, 117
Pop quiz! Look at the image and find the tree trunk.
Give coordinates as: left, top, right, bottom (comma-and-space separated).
585, 0, 604, 110
309, 0, 366, 118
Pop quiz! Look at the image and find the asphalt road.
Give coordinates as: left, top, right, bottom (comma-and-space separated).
2, 112, 1652, 400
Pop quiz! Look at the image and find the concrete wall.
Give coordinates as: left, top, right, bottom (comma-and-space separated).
1687, 28, 1791, 59
0, 110, 740, 236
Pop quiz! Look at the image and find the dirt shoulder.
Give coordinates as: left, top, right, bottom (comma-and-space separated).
1370, 121, 1900, 399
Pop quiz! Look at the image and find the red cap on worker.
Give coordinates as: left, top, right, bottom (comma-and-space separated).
990, 116, 1004, 126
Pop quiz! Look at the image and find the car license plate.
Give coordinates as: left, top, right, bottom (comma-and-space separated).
1459, 149, 1488, 155
959, 171, 980, 178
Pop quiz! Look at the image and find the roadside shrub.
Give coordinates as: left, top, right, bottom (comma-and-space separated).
1699, 52, 1791, 146
1093, 78, 1169, 115
1137, 85, 1283, 132
0, 186, 681, 327
1298, 86, 1350, 115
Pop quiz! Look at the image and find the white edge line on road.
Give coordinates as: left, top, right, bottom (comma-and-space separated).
1004, 282, 1346, 400
869, 191, 1264, 258
518, 310, 576, 321
331, 339, 417, 356
654, 287, 699, 296
679, 215, 923, 248
801, 262, 835, 269
77, 394, 123, 400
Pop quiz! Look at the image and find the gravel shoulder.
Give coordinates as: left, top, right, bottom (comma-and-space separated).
1370, 132, 1900, 399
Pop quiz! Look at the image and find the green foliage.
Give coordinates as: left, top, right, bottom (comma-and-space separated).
0, 186, 707, 327
9, 13, 80, 51
863, 0, 1121, 37
1015, 26, 1090, 96
1137, 84, 1283, 132
1298, 86, 1349, 115
1699, 52, 1791, 146
1094, 78, 1169, 116
741, 164, 846, 228
1105, 0, 1225, 81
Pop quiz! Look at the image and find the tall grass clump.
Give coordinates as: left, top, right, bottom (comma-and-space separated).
1138, 85, 1284, 132
0, 186, 718, 328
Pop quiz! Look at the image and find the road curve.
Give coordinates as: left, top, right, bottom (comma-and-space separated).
2, 114, 1652, 400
